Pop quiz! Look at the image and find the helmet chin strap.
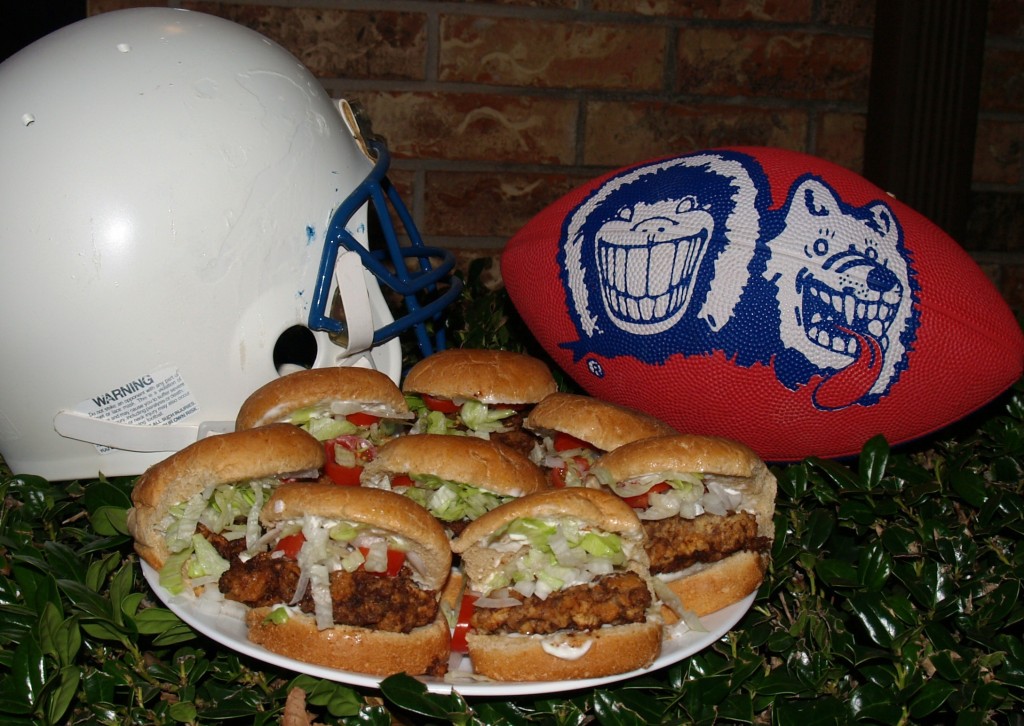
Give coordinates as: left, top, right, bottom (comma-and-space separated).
52, 253, 379, 454
51, 411, 234, 453
331, 247, 375, 356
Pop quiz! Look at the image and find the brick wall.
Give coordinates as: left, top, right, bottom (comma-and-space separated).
84, 0, 1024, 320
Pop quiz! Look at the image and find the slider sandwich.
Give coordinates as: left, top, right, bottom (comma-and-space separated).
220, 483, 452, 677
589, 434, 776, 618
402, 348, 557, 455
361, 433, 547, 538
449, 488, 663, 681
127, 424, 325, 596
235, 367, 412, 486
525, 393, 677, 488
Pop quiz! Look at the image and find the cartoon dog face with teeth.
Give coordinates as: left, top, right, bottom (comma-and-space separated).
763, 176, 918, 407
558, 152, 918, 410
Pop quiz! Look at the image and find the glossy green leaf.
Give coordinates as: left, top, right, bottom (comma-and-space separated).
850, 682, 904, 722
859, 434, 890, 490
909, 678, 957, 718
846, 593, 899, 647
801, 508, 835, 551
857, 540, 892, 590
46, 665, 81, 725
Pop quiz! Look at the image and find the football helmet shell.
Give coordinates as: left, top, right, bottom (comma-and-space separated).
0, 8, 459, 479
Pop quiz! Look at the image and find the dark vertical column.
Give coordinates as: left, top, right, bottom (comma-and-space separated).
863, 0, 989, 244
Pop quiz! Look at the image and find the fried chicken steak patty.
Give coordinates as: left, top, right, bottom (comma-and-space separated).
470, 572, 651, 636
218, 553, 438, 633
590, 434, 778, 618
643, 511, 772, 574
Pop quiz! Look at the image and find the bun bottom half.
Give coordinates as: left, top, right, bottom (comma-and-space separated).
660, 550, 767, 620
245, 608, 451, 677
466, 619, 661, 682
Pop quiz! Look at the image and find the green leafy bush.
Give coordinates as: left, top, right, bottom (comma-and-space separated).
2, 265, 1021, 724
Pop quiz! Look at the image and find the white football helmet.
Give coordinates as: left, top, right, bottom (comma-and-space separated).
0, 8, 460, 480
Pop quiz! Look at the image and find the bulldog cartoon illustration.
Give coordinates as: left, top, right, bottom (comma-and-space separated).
764, 175, 918, 408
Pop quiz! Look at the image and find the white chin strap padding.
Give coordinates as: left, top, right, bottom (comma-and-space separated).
333, 248, 375, 356
52, 410, 233, 452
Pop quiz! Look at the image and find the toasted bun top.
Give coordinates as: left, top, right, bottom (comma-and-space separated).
401, 348, 557, 404
236, 367, 410, 430
261, 483, 451, 590
593, 434, 761, 479
128, 424, 325, 568
524, 393, 677, 452
592, 434, 777, 538
362, 433, 547, 497
451, 487, 644, 554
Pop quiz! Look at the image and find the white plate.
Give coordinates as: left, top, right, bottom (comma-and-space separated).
142, 562, 754, 697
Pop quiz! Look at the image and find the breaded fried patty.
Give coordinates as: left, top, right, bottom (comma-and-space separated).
643, 511, 770, 574
219, 554, 438, 633
470, 572, 651, 636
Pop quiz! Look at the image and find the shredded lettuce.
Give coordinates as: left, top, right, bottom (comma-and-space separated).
401, 474, 511, 522
477, 517, 627, 599
159, 547, 193, 595
186, 533, 230, 580
459, 400, 515, 433
265, 607, 291, 624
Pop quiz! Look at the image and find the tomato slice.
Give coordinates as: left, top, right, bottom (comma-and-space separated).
549, 455, 590, 488
421, 394, 460, 414
622, 481, 672, 509
324, 436, 374, 486
390, 474, 415, 488
553, 432, 591, 452
274, 532, 305, 560
346, 411, 380, 427
357, 547, 406, 577
450, 593, 478, 653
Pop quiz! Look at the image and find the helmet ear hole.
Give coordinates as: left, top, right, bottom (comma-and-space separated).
274, 325, 318, 374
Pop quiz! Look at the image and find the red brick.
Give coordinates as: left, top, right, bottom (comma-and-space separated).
676, 28, 871, 102
346, 91, 578, 165
973, 119, 1022, 186
182, 3, 427, 80
582, 100, 808, 167
440, 16, 665, 90
980, 46, 1024, 114
592, 0, 812, 22
815, 112, 867, 173
444, 0, 577, 7
423, 170, 591, 238
813, 0, 875, 27
997, 263, 1024, 323
88, 0, 166, 13
987, 0, 1024, 39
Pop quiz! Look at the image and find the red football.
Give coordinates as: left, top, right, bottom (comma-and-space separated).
501, 147, 1024, 461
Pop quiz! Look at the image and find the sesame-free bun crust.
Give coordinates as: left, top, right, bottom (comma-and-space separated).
451, 487, 644, 555
363, 433, 546, 498
466, 620, 661, 681
593, 434, 777, 618
592, 434, 777, 539
661, 551, 766, 619
245, 607, 451, 677
128, 424, 325, 570
261, 483, 452, 591
235, 367, 410, 430
402, 348, 557, 404
525, 393, 677, 452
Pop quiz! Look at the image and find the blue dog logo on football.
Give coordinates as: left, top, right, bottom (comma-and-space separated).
559, 150, 920, 410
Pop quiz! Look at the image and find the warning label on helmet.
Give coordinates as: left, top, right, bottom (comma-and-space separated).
81, 367, 198, 425
70, 366, 201, 453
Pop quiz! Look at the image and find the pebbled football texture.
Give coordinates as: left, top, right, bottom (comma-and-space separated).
501, 147, 1024, 461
